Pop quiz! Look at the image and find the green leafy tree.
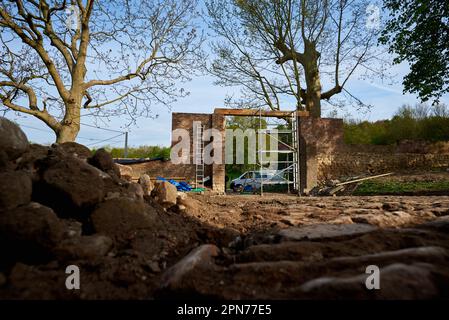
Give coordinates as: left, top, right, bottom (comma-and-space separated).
379, 0, 449, 102
343, 103, 449, 144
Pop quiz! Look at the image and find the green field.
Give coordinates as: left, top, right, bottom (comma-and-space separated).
354, 180, 449, 195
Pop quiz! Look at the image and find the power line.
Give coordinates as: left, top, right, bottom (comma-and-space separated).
20, 124, 110, 142
85, 133, 125, 147
19, 121, 126, 135
80, 122, 125, 134
20, 124, 53, 133
18, 122, 127, 148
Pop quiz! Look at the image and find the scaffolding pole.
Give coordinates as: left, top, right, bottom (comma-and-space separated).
257, 109, 299, 195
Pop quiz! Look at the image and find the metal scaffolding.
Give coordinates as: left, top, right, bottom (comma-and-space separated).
194, 122, 205, 188
257, 109, 300, 195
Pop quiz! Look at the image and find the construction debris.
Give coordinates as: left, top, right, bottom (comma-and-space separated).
311, 173, 395, 196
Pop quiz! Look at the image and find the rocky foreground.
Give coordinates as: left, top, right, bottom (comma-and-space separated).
1, 117, 449, 299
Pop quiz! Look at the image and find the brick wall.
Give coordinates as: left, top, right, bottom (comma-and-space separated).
317, 145, 449, 181
171, 112, 226, 193
297, 118, 449, 188
298, 117, 344, 193
124, 160, 196, 184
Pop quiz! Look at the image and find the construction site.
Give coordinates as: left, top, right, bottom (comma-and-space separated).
1, 0, 449, 307
1, 109, 449, 300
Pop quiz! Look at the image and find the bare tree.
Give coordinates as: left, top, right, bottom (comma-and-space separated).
205, 0, 387, 117
0, 0, 203, 142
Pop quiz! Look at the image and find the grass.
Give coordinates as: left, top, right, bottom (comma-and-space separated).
354, 180, 449, 195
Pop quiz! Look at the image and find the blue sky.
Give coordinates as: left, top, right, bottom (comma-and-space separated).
4, 1, 448, 148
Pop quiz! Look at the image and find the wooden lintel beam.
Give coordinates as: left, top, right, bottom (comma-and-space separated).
214, 108, 309, 118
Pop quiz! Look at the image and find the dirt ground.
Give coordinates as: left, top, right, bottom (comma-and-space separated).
157, 193, 449, 299
188, 193, 449, 233
5, 190, 448, 299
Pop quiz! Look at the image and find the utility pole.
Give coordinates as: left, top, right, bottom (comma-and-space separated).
124, 132, 129, 158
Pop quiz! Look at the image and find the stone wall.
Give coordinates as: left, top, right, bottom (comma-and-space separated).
317, 142, 449, 181
123, 160, 196, 183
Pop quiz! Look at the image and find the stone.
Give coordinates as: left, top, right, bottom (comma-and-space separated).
105, 191, 121, 200
0, 117, 29, 160
147, 260, 161, 273
0, 202, 64, 260
278, 223, 377, 241
153, 181, 177, 208
177, 197, 201, 214
343, 208, 377, 215
116, 163, 133, 181
419, 216, 449, 233
299, 263, 441, 299
91, 197, 156, 240
329, 216, 354, 224
54, 142, 91, 160
280, 218, 296, 226
0, 150, 14, 171
352, 211, 414, 228
88, 148, 120, 176
61, 219, 82, 239
382, 202, 401, 212
0, 171, 32, 211
54, 235, 113, 260
161, 244, 220, 290
329, 246, 448, 266
126, 183, 144, 201
36, 157, 105, 217
176, 192, 188, 201
89, 165, 113, 180
431, 207, 449, 217
15, 144, 50, 179
0, 273, 6, 287
138, 174, 154, 196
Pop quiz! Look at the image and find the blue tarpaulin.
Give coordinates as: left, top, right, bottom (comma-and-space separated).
157, 177, 192, 192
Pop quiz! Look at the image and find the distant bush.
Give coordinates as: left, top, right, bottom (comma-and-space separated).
344, 103, 449, 145
93, 145, 170, 159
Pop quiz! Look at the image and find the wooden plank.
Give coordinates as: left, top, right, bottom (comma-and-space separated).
336, 172, 394, 186
131, 177, 188, 184
214, 108, 309, 118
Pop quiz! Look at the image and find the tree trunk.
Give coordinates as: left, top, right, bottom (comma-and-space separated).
303, 42, 322, 118
56, 124, 80, 143
56, 99, 81, 143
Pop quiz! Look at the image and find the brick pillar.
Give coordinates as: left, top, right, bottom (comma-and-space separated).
299, 117, 317, 194
211, 113, 226, 194
299, 117, 344, 194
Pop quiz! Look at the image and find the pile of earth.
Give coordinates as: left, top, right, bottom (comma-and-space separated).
0, 117, 235, 299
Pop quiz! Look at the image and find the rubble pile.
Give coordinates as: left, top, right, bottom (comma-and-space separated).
0, 117, 221, 299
